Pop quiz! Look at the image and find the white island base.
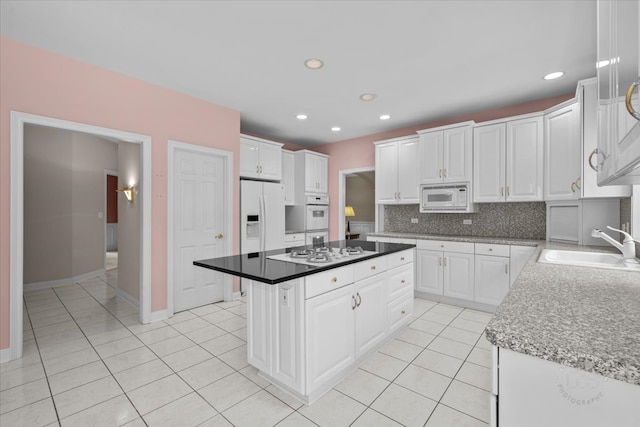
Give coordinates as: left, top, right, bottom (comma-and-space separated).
246, 249, 415, 405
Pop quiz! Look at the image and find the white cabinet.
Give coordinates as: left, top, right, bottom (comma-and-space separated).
418, 123, 473, 184
416, 250, 444, 295
282, 150, 295, 205
240, 135, 283, 181
374, 136, 419, 204
284, 232, 305, 248
354, 274, 388, 357
544, 102, 582, 200
295, 150, 328, 195
509, 245, 535, 287
416, 240, 474, 301
474, 115, 543, 202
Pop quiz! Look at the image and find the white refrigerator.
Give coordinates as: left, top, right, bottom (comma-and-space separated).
240, 180, 285, 253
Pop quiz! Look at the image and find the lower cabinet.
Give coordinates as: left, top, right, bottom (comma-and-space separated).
443, 252, 475, 300
474, 255, 510, 306
416, 240, 475, 301
354, 274, 388, 357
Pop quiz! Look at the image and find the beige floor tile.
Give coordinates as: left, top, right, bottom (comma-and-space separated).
371, 383, 437, 427
440, 380, 491, 423
217, 344, 249, 371
409, 318, 447, 335
198, 414, 233, 427
122, 418, 147, 427
427, 336, 473, 360
126, 374, 192, 415
201, 310, 237, 325
0, 378, 51, 414
351, 408, 403, 427
264, 384, 303, 410
215, 300, 243, 309
0, 397, 57, 426
458, 309, 493, 324
103, 346, 158, 373
232, 327, 247, 341
178, 357, 234, 390
126, 319, 166, 335
35, 327, 85, 348
360, 352, 408, 381
161, 345, 213, 372
39, 337, 91, 361
216, 316, 247, 332
79, 319, 125, 336
239, 365, 270, 388
0, 341, 41, 374
425, 403, 488, 427
95, 336, 144, 359
53, 376, 123, 419
298, 389, 366, 427
449, 318, 487, 334
395, 364, 452, 401
412, 299, 437, 315
170, 317, 211, 334
33, 321, 79, 339
60, 394, 138, 427
49, 360, 110, 395
189, 304, 222, 317
136, 326, 181, 345
334, 368, 390, 406
430, 303, 464, 316
200, 333, 245, 356
199, 372, 261, 412
455, 362, 491, 392
439, 326, 482, 346
0, 361, 45, 391
275, 411, 318, 427
226, 304, 247, 317
184, 324, 227, 344
147, 335, 195, 357
114, 358, 173, 392
87, 327, 133, 346
420, 310, 457, 325
413, 349, 464, 378
475, 333, 493, 350
163, 311, 198, 325
223, 389, 293, 427
143, 392, 218, 427
380, 339, 423, 362
467, 347, 492, 368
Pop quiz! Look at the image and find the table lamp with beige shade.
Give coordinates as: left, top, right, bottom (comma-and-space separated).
345, 206, 355, 234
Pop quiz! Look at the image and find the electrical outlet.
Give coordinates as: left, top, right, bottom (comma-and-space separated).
463, 219, 472, 225
411, 218, 418, 224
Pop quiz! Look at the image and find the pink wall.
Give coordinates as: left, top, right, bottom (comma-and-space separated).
314, 93, 574, 241
0, 38, 241, 350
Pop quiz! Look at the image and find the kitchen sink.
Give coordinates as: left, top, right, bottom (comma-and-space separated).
537, 249, 640, 272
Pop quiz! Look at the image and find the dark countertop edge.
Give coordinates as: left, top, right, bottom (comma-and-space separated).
285, 230, 306, 234
367, 232, 541, 246
193, 241, 416, 285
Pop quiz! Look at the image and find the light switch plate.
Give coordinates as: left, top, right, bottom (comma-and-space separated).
463, 219, 472, 225
411, 218, 418, 224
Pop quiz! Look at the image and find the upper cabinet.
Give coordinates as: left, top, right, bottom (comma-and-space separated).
240, 135, 283, 181
294, 150, 328, 195
473, 114, 543, 203
418, 123, 473, 184
374, 136, 419, 204
596, 0, 640, 185
282, 149, 295, 205
544, 102, 582, 201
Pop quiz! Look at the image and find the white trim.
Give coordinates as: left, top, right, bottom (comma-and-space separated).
150, 309, 170, 323
338, 167, 375, 239
231, 291, 242, 301
24, 269, 106, 291
167, 140, 234, 319
116, 288, 140, 309
7, 111, 152, 363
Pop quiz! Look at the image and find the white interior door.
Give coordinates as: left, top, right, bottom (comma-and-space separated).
173, 148, 227, 312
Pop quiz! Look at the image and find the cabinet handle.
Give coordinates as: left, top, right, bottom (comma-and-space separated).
331, 277, 337, 283
438, 257, 442, 266
351, 295, 357, 310
506, 186, 510, 196
588, 148, 605, 172
444, 258, 447, 267
356, 292, 362, 307
443, 169, 447, 178
371, 265, 376, 270
505, 264, 509, 274
401, 280, 405, 284
571, 182, 576, 193
625, 78, 640, 120
500, 187, 504, 197
401, 310, 406, 314
398, 192, 401, 199
400, 257, 405, 261
488, 248, 493, 251
575, 177, 581, 190
439, 169, 442, 178
256, 165, 259, 173
440, 244, 444, 248
215, 233, 224, 239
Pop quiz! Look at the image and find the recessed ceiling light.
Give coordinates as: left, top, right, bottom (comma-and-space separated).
379, 114, 391, 120
360, 93, 376, 101
331, 127, 341, 132
304, 58, 324, 69
296, 114, 308, 120
543, 71, 564, 80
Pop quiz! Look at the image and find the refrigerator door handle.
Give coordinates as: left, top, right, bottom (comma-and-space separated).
260, 194, 266, 251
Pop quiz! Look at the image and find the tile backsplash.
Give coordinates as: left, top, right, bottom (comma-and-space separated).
384, 202, 547, 239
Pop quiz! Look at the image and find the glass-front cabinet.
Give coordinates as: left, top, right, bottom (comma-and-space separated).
596, 0, 640, 185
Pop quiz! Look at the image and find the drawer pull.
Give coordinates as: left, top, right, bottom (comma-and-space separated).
331, 277, 337, 283
356, 292, 362, 307
371, 266, 376, 270
400, 257, 405, 261
401, 280, 405, 284
351, 295, 357, 310
489, 248, 493, 252
401, 310, 406, 314
440, 244, 444, 248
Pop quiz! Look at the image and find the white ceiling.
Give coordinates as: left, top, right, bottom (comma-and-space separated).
1, 0, 597, 146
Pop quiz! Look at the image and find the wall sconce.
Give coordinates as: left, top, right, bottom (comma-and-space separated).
116, 185, 135, 203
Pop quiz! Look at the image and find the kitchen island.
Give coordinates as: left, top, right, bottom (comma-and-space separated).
194, 240, 416, 404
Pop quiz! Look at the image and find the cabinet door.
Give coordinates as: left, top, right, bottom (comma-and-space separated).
305, 285, 356, 393
240, 139, 260, 179
473, 123, 506, 202
282, 151, 295, 205
259, 142, 282, 181
375, 142, 399, 203
509, 246, 535, 287
443, 252, 474, 301
474, 255, 510, 305
443, 126, 472, 182
304, 153, 317, 193
416, 250, 444, 295
507, 116, 543, 201
315, 155, 328, 194
419, 132, 444, 183
354, 275, 388, 358
397, 138, 419, 203
544, 103, 581, 201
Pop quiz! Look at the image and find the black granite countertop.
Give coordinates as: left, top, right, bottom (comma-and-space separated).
194, 240, 416, 284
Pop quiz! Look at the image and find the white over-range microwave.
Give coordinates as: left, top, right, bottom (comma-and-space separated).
420, 182, 478, 213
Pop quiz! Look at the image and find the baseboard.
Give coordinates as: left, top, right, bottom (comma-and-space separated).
414, 290, 497, 313
24, 268, 106, 291
231, 291, 242, 301
0, 345, 17, 364
149, 309, 169, 323
116, 289, 140, 309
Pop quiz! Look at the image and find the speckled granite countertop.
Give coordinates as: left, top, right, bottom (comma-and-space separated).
285, 230, 305, 235
366, 232, 540, 247
485, 241, 640, 385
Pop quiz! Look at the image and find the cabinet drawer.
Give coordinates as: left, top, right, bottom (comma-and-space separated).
388, 265, 413, 300
354, 256, 388, 282
475, 243, 510, 257
305, 265, 354, 299
285, 233, 305, 243
417, 239, 474, 254
388, 290, 413, 332
386, 249, 414, 270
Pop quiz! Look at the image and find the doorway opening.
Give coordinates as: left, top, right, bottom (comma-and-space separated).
338, 167, 376, 240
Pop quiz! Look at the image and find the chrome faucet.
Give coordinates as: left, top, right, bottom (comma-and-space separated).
591, 226, 637, 260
